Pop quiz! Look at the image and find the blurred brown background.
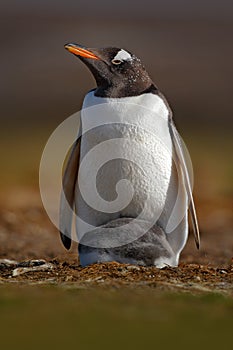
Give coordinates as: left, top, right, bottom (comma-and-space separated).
0, 1, 232, 264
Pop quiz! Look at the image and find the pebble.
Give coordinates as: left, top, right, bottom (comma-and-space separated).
17, 259, 46, 268
85, 276, 104, 282
0, 259, 18, 267
126, 265, 141, 271
65, 275, 73, 282
195, 276, 201, 281
12, 263, 53, 277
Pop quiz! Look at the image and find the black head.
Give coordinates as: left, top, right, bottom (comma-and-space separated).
65, 43, 157, 98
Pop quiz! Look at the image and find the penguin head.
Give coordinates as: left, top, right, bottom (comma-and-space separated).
65, 43, 155, 98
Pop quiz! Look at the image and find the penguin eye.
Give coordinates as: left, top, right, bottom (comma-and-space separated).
111, 59, 123, 65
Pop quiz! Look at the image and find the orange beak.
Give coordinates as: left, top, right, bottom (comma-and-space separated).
64, 43, 99, 60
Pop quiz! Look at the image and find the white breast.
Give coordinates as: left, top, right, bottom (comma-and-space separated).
75, 91, 173, 233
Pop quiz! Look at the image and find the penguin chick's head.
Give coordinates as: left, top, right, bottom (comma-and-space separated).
65, 43, 155, 98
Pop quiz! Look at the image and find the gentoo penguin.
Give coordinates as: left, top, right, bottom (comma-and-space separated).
60, 43, 200, 267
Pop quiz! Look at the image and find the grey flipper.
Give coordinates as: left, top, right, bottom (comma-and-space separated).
59, 138, 81, 249
169, 119, 200, 249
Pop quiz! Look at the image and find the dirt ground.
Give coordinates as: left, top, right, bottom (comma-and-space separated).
0, 187, 232, 296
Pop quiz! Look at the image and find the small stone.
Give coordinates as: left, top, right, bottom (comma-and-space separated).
126, 265, 140, 271
12, 263, 53, 277
65, 275, 73, 282
17, 259, 47, 268
0, 259, 18, 267
85, 276, 104, 282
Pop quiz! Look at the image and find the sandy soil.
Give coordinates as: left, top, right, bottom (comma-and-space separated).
0, 188, 232, 295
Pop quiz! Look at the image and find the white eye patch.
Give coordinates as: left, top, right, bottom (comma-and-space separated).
112, 49, 132, 62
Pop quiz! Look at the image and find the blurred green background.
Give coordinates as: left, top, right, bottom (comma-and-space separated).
0, 285, 232, 350
0, 0, 232, 200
